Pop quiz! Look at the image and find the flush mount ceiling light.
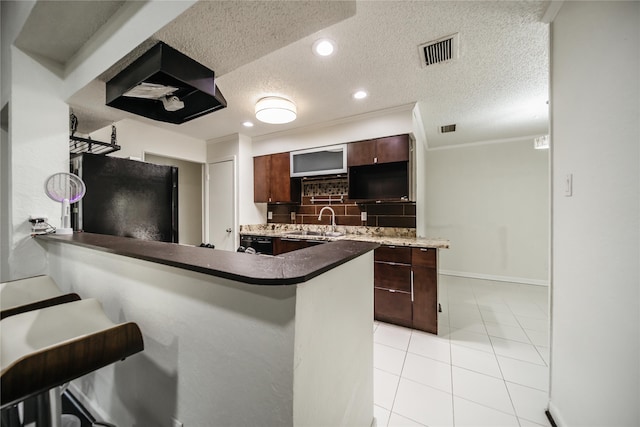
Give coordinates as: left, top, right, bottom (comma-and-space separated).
313, 38, 335, 57
242, 121, 254, 128
255, 97, 297, 124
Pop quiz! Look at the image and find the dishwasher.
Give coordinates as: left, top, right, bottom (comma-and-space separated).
239, 235, 274, 255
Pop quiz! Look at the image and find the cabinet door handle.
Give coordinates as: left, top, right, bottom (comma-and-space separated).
389, 289, 396, 293
420, 248, 428, 252
410, 270, 414, 302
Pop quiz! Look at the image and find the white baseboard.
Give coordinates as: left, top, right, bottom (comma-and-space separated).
68, 382, 110, 424
439, 269, 549, 286
547, 400, 566, 426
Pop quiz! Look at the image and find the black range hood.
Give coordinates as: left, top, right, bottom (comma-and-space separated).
106, 42, 227, 124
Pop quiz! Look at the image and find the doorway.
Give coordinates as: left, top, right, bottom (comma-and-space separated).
144, 153, 203, 246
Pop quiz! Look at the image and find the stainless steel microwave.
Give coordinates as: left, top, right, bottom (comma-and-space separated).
290, 144, 347, 177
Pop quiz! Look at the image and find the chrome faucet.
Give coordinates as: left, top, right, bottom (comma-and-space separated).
318, 206, 337, 231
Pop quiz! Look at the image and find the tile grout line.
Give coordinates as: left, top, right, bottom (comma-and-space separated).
506, 294, 550, 369
387, 330, 411, 427
440, 282, 456, 427
471, 282, 524, 426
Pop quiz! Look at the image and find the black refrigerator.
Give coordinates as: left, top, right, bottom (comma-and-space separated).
76, 153, 178, 243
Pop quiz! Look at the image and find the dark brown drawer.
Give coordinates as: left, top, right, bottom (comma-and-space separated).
374, 288, 412, 328
374, 262, 411, 292
411, 247, 436, 268
375, 246, 411, 264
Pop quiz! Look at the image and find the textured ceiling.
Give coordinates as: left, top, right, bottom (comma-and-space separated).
18, 0, 550, 148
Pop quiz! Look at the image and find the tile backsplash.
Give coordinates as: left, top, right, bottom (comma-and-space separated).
267, 177, 416, 228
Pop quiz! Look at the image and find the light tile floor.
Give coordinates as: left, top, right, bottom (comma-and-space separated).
373, 275, 551, 427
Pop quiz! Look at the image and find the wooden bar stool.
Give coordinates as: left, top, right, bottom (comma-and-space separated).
1, 276, 80, 320
0, 298, 144, 426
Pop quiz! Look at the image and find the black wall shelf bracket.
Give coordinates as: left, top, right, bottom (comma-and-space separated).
69, 125, 121, 159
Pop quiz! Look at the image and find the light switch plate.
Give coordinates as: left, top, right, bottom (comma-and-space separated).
565, 174, 573, 197
267, 211, 273, 220
361, 212, 367, 221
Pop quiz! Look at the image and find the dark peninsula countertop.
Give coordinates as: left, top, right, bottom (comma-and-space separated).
36, 233, 378, 286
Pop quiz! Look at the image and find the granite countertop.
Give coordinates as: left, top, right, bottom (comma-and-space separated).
36, 233, 379, 286
240, 224, 450, 249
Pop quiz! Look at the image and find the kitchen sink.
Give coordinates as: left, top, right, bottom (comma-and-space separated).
283, 230, 344, 238
284, 230, 323, 236
323, 231, 344, 237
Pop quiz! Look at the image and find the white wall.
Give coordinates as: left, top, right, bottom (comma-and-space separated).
206, 133, 266, 227
293, 252, 373, 426
8, 48, 69, 280
1, 1, 47, 281
237, 133, 264, 225
549, 2, 640, 426
412, 102, 429, 237
91, 119, 206, 163
1, 120, 8, 281
425, 138, 549, 284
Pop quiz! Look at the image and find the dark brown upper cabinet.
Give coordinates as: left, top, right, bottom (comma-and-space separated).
347, 134, 410, 167
253, 152, 300, 203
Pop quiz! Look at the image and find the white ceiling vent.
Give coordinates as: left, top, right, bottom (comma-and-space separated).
419, 33, 459, 67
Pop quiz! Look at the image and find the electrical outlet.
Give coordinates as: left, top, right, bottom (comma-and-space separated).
29, 215, 49, 234
267, 211, 273, 220
361, 212, 367, 221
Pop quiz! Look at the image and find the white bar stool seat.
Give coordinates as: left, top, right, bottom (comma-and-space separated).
1, 276, 80, 320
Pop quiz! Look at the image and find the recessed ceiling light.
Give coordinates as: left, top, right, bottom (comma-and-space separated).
353, 90, 368, 100
242, 121, 254, 127
313, 39, 335, 57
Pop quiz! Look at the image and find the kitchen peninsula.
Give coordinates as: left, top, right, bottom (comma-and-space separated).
240, 224, 450, 334
35, 233, 377, 427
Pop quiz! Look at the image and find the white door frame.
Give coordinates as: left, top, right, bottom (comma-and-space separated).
205, 155, 238, 250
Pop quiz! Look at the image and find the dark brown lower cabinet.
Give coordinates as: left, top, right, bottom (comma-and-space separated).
273, 237, 323, 255
374, 255, 412, 327
374, 288, 413, 328
374, 245, 438, 334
